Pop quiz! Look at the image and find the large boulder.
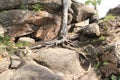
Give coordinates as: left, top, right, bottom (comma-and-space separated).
71, 2, 97, 23
107, 4, 120, 16
0, 10, 61, 41
11, 62, 64, 80
32, 48, 99, 80
0, 50, 10, 73
0, 0, 62, 13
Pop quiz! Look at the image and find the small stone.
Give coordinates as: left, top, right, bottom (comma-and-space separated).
83, 23, 101, 37
0, 25, 5, 36
10, 55, 21, 69
0, 55, 10, 73
18, 37, 35, 43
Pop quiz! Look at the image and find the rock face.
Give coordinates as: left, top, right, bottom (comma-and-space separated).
32, 48, 99, 80
107, 4, 120, 16
82, 23, 100, 37
11, 63, 64, 80
0, 0, 62, 13
0, 10, 61, 41
33, 48, 85, 76
0, 25, 5, 36
0, 49, 10, 73
71, 2, 97, 22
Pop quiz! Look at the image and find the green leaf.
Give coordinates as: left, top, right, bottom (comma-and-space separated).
85, 1, 91, 5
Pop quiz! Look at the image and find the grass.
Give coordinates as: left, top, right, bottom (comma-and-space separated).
32, 3, 42, 12
104, 14, 116, 21
15, 41, 30, 48
0, 35, 31, 55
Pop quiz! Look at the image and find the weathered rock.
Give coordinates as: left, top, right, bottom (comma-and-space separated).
18, 37, 35, 43
0, 55, 10, 73
83, 45, 98, 66
0, 10, 61, 41
71, 2, 97, 22
98, 15, 120, 45
11, 62, 64, 80
0, 25, 5, 36
10, 55, 22, 69
114, 40, 120, 62
82, 23, 101, 37
98, 45, 120, 77
0, 0, 62, 13
107, 4, 120, 16
76, 68, 100, 80
0, 70, 14, 80
32, 48, 99, 79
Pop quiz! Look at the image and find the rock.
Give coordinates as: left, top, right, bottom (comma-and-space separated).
98, 15, 120, 45
71, 2, 97, 22
32, 48, 99, 79
82, 23, 101, 37
83, 45, 98, 66
76, 68, 100, 80
0, 25, 5, 36
18, 37, 35, 43
0, 10, 61, 41
10, 55, 22, 69
0, 55, 10, 73
11, 62, 64, 80
107, 4, 120, 16
0, 0, 62, 13
114, 40, 120, 61
0, 70, 14, 80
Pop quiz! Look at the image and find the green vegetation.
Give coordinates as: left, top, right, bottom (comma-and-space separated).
0, 35, 30, 55
103, 75, 120, 80
19, 3, 42, 12
85, 0, 102, 10
99, 35, 105, 41
15, 41, 30, 48
94, 62, 100, 70
32, 3, 42, 12
0, 35, 15, 55
104, 14, 116, 21
102, 61, 109, 65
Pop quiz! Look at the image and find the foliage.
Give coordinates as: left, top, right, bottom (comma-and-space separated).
32, 3, 42, 12
94, 62, 100, 70
104, 14, 116, 21
15, 41, 30, 48
0, 35, 16, 55
0, 35, 30, 55
99, 35, 105, 41
85, 0, 102, 10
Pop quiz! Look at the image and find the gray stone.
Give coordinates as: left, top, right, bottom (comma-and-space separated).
11, 62, 64, 80
115, 40, 120, 61
0, 0, 62, 13
18, 37, 35, 43
0, 10, 61, 41
0, 70, 14, 80
32, 48, 86, 78
10, 55, 21, 69
82, 23, 100, 37
0, 55, 10, 73
71, 2, 97, 22
107, 4, 120, 16
0, 25, 5, 36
